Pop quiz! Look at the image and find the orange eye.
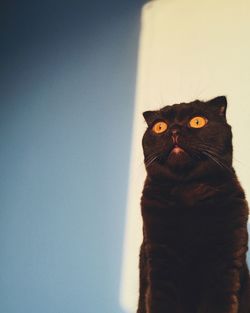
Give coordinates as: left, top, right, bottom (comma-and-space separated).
152, 121, 168, 134
189, 116, 207, 128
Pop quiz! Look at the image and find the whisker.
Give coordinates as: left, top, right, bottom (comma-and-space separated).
197, 143, 250, 173
201, 151, 233, 173
145, 152, 160, 163
196, 143, 222, 155
188, 141, 233, 173
145, 155, 159, 168
144, 151, 162, 168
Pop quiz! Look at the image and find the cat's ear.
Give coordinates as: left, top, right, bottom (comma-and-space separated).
143, 110, 157, 125
208, 96, 227, 117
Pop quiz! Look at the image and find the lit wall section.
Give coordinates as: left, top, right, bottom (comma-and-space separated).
120, 1, 250, 312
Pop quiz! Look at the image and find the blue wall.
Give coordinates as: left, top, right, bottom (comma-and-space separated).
0, 1, 145, 312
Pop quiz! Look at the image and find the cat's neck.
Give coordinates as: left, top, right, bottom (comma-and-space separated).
143, 169, 244, 205
146, 166, 236, 186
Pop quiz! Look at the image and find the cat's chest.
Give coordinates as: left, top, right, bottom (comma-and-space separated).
142, 182, 218, 211
172, 183, 219, 206
141, 182, 222, 245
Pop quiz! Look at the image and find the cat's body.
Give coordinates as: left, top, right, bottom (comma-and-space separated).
137, 97, 250, 313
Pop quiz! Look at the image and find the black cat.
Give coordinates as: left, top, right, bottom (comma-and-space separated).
137, 96, 250, 313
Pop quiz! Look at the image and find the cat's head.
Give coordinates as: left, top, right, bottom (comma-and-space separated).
142, 96, 233, 181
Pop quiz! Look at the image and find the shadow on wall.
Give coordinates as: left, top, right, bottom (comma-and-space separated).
0, 1, 145, 313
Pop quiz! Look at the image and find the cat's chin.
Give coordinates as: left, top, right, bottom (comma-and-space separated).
166, 146, 191, 168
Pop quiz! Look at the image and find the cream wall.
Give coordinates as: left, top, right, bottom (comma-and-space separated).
120, 1, 250, 312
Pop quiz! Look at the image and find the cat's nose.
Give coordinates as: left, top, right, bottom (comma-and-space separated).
171, 128, 180, 144
172, 129, 180, 135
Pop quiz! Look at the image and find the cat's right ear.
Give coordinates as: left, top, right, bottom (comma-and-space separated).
143, 111, 157, 126
208, 96, 227, 117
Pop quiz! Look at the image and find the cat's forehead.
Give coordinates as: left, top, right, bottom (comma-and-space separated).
160, 101, 206, 121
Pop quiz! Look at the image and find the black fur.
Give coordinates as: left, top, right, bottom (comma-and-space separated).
138, 96, 250, 313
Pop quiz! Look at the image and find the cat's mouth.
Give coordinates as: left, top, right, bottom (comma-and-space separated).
166, 144, 191, 167
170, 145, 185, 154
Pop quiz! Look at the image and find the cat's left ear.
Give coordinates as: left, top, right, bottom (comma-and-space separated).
208, 96, 227, 117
